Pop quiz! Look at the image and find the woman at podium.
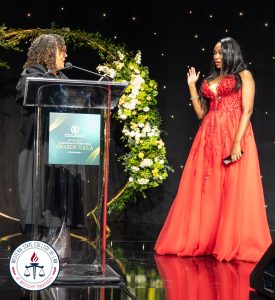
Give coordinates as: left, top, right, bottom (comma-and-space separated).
15, 33, 85, 262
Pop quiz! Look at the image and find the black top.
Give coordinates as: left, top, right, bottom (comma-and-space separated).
16, 64, 68, 150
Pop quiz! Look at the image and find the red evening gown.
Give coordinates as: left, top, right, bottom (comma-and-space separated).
154, 75, 272, 262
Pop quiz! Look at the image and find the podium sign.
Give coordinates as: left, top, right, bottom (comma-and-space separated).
23, 77, 128, 284
48, 112, 101, 165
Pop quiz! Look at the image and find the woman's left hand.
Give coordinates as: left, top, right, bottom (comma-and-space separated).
230, 142, 243, 162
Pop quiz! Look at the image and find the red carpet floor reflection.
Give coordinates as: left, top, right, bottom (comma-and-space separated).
155, 254, 257, 300
0, 217, 272, 299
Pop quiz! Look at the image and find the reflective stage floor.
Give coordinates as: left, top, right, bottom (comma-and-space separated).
0, 217, 273, 300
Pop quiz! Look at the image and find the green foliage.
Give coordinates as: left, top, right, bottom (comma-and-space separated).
0, 25, 173, 213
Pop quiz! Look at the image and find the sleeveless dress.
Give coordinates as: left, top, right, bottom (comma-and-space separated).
154, 75, 272, 262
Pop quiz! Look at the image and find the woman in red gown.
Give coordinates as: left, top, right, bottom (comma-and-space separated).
154, 37, 271, 262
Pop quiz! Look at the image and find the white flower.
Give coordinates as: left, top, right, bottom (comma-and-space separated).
135, 132, 142, 139
140, 158, 153, 168
123, 99, 137, 110
131, 166, 140, 172
135, 50, 142, 64
137, 178, 149, 185
97, 65, 109, 73
131, 88, 140, 96
117, 51, 125, 61
148, 129, 160, 137
142, 124, 151, 133
129, 131, 136, 137
138, 123, 144, 128
154, 157, 159, 162
129, 177, 134, 182
131, 74, 145, 87
158, 140, 165, 148
96, 65, 116, 78
109, 68, 116, 78
159, 159, 164, 164
114, 61, 124, 70
120, 114, 127, 120
143, 106, 150, 112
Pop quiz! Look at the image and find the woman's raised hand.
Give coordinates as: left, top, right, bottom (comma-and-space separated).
187, 67, 200, 86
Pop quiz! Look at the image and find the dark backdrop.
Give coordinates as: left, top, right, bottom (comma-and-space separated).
1, 0, 275, 228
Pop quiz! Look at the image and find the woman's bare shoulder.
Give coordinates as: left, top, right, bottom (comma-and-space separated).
239, 69, 254, 81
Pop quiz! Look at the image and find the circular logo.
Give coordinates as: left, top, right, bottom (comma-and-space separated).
9, 241, 60, 291
71, 125, 80, 134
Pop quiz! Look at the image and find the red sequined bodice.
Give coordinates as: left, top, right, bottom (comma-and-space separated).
201, 75, 242, 114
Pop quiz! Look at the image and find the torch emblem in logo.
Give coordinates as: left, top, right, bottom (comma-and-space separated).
24, 252, 45, 280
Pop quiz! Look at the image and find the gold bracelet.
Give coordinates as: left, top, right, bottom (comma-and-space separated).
190, 95, 199, 100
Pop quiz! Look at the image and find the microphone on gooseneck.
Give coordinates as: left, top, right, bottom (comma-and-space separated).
65, 62, 113, 81
43, 62, 73, 78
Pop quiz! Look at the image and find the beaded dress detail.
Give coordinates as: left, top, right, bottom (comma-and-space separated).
154, 75, 271, 262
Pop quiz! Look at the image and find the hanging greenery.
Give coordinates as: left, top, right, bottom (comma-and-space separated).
0, 24, 173, 213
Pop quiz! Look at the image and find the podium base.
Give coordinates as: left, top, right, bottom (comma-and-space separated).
55, 264, 123, 285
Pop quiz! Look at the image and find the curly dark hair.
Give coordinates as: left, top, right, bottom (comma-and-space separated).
23, 33, 66, 71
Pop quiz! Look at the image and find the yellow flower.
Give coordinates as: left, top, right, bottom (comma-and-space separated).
138, 152, 144, 159
130, 122, 138, 129
152, 168, 159, 177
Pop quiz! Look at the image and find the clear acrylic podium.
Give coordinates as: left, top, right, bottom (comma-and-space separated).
23, 77, 128, 284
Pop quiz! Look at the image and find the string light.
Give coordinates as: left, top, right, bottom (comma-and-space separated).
60, 6, 64, 11
189, 10, 192, 14
161, 53, 165, 56
171, 115, 174, 118
27, 12, 31, 17
132, 16, 136, 21
264, 22, 269, 27
209, 14, 213, 18
102, 12, 107, 17
163, 85, 167, 89
239, 12, 244, 16
194, 34, 198, 38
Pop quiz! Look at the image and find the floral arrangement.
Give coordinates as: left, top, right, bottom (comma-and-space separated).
97, 50, 172, 212
0, 25, 172, 213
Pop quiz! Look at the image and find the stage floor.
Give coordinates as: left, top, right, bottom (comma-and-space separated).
0, 217, 273, 299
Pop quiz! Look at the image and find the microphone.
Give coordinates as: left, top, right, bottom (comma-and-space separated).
43, 62, 73, 78
66, 62, 113, 81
